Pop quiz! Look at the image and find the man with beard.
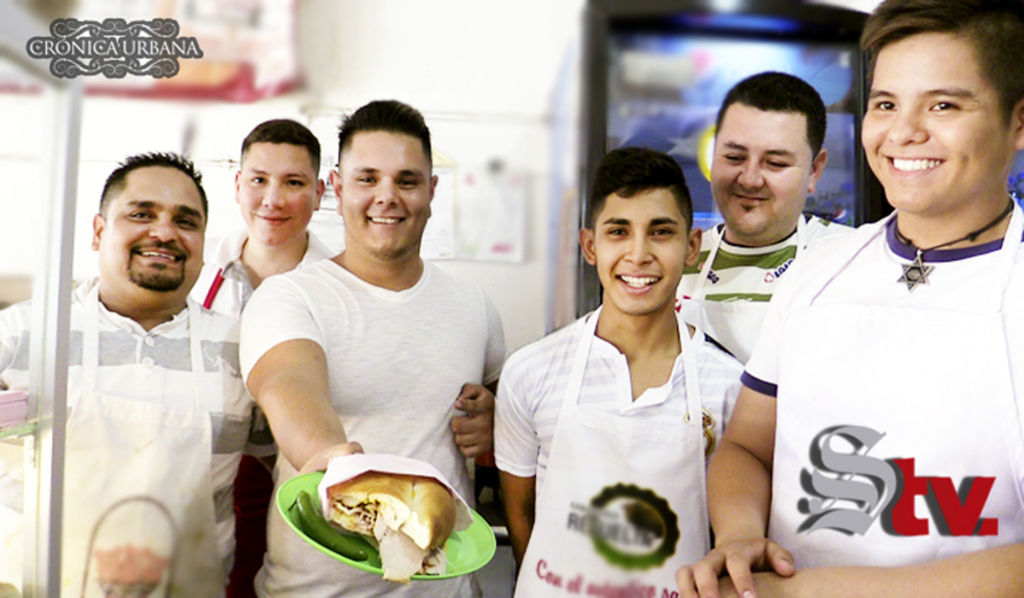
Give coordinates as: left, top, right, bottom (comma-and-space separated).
0, 153, 256, 595
676, 72, 849, 363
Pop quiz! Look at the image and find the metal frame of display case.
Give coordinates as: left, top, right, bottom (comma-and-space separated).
0, 1, 82, 595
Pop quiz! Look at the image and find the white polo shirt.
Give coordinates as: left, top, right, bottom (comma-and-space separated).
495, 312, 743, 492
192, 229, 336, 320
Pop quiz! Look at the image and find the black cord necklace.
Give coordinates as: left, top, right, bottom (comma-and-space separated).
895, 197, 1014, 291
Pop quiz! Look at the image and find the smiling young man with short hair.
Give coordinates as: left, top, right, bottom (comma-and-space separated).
240, 100, 506, 598
677, 1, 1024, 597
496, 147, 742, 596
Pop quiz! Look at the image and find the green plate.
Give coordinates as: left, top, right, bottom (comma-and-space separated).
277, 471, 496, 580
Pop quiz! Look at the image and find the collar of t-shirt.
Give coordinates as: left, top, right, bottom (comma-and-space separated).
884, 216, 1010, 262
588, 332, 686, 413
326, 258, 431, 303
716, 223, 799, 257
77, 279, 190, 338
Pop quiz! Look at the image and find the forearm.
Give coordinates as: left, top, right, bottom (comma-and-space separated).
247, 339, 347, 471
257, 376, 346, 471
499, 471, 536, 566
748, 543, 1024, 598
707, 439, 772, 545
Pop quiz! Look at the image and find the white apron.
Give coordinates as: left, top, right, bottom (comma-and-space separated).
514, 307, 710, 597
768, 208, 1024, 567
680, 218, 807, 363
64, 288, 224, 597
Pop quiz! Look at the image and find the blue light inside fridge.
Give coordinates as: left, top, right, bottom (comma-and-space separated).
606, 31, 859, 231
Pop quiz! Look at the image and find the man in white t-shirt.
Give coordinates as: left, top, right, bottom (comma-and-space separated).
191, 118, 334, 597
240, 100, 506, 597
677, 72, 849, 363
497, 147, 742, 596
1, 153, 255, 594
677, 1, 1024, 596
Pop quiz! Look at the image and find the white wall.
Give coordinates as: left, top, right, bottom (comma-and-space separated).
0, 0, 587, 352
0, 0, 879, 344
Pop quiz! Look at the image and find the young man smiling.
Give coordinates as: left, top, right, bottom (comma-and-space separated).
677, 72, 848, 363
240, 100, 506, 597
496, 147, 742, 596
191, 119, 334, 597
193, 119, 331, 318
677, 1, 1024, 597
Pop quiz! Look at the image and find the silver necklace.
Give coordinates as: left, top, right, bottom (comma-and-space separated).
895, 198, 1014, 292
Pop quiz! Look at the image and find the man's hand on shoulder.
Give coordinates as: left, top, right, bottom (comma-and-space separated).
677, 537, 794, 598
451, 383, 495, 458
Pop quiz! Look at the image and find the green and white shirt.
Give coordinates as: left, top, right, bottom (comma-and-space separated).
677, 215, 849, 362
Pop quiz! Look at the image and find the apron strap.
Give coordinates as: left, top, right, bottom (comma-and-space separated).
560, 306, 703, 424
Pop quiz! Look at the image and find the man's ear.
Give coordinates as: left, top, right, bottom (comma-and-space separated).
1012, 98, 1024, 151
579, 227, 598, 266
234, 170, 242, 204
330, 170, 343, 217
806, 148, 828, 195
91, 213, 105, 251
684, 227, 702, 268
313, 178, 325, 211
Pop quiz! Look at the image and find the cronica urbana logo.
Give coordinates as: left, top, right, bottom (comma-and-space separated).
26, 18, 203, 79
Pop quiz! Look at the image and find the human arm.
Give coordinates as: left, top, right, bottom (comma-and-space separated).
677, 384, 794, 598
706, 544, 1024, 598
451, 381, 497, 458
499, 470, 536, 566
245, 338, 357, 472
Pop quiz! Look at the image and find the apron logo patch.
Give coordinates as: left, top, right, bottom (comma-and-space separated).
566, 484, 679, 570
797, 425, 999, 537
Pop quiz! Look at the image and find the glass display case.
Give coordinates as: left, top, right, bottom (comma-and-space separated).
0, 3, 82, 596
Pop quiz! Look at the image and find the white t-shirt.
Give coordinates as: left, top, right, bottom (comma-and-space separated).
745, 217, 1024, 394
0, 280, 254, 576
192, 229, 336, 320
495, 312, 743, 492
240, 259, 506, 598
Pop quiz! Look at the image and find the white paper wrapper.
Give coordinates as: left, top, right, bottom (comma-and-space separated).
317, 453, 474, 531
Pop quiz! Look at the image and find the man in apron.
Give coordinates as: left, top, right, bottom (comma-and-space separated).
677, 72, 849, 364
240, 100, 506, 597
190, 119, 332, 598
677, 1, 1024, 596
496, 147, 742, 596
0, 153, 256, 595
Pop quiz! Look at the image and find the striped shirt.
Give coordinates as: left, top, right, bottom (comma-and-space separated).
678, 215, 848, 304
0, 279, 261, 564
495, 312, 743, 492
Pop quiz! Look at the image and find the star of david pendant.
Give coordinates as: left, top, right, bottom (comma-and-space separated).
898, 251, 933, 291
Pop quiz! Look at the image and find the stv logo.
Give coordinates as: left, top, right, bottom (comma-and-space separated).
798, 425, 998, 537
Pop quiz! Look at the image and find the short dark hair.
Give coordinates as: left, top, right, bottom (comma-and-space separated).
587, 147, 693, 228
337, 100, 432, 164
100, 152, 207, 217
862, 0, 1024, 123
716, 71, 827, 156
240, 119, 321, 172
